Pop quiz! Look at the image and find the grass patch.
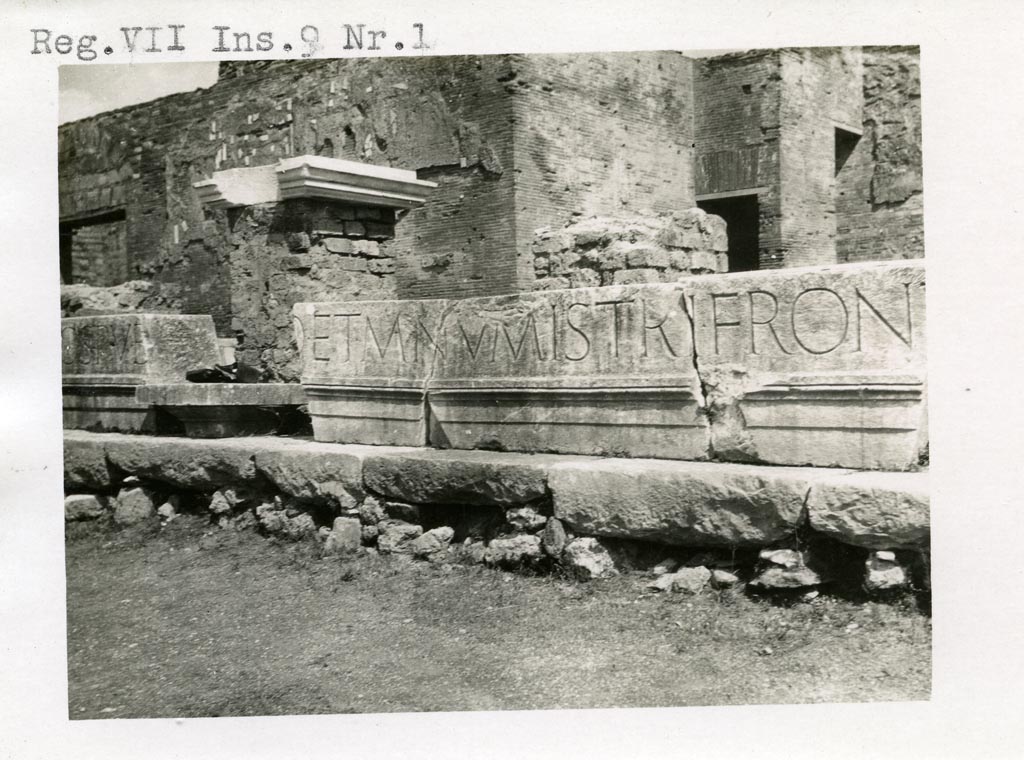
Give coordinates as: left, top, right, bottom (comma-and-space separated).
66, 515, 930, 718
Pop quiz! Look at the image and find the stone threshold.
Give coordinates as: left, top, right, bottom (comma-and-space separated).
64, 430, 928, 550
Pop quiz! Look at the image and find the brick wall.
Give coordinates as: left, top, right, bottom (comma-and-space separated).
836, 46, 923, 263
66, 218, 128, 286
512, 52, 696, 290
694, 50, 783, 265
777, 47, 864, 268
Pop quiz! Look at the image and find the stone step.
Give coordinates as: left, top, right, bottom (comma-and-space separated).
64, 431, 928, 550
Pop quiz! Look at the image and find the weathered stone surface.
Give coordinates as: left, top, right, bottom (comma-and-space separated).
357, 495, 386, 525
295, 261, 924, 467
550, 458, 847, 547
62, 314, 220, 381
665, 566, 711, 593
362, 449, 554, 507
376, 520, 423, 554
64, 430, 114, 491
651, 558, 680, 576
864, 551, 909, 592
323, 517, 362, 555
293, 298, 447, 446
254, 442, 388, 507
65, 494, 108, 521
484, 535, 543, 566
679, 261, 926, 470
113, 487, 158, 525
255, 501, 318, 540
563, 537, 618, 579
157, 495, 180, 522
361, 524, 379, 544
750, 549, 825, 589
541, 517, 567, 557
62, 314, 221, 432
409, 526, 455, 558
807, 470, 929, 549
506, 506, 548, 533
710, 569, 740, 588
429, 284, 705, 459
105, 435, 300, 490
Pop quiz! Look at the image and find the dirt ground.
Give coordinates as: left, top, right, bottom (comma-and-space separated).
65, 516, 931, 719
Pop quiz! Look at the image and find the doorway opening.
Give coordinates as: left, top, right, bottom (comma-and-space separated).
697, 193, 760, 272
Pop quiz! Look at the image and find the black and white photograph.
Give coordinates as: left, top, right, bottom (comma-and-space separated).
2, 2, 1023, 759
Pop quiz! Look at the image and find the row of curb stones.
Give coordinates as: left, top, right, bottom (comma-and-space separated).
63, 433, 928, 593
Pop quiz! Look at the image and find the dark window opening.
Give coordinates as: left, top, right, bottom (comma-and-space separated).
698, 194, 760, 272
835, 127, 860, 176
59, 209, 128, 286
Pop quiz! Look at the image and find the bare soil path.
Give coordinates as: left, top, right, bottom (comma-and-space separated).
65, 516, 930, 718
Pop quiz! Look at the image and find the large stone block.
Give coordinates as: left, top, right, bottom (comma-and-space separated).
253, 442, 412, 506
679, 261, 926, 469
293, 261, 925, 468
63, 430, 114, 491
807, 470, 929, 549
361, 449, 562, 506
549, 458, 850, 547
292, 299, 448, 446
104, 435, 301, 490
428, 285, 706, 459
62, 314, 220, 432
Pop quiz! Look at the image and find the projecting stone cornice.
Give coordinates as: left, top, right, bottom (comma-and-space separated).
192, 156, 438, 210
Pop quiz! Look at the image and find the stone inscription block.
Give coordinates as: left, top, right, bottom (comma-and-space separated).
678, 261, 926, 469
295, 260, 926, 469
429, 286, 705, 458
62, 314, 220, 383
62, 314, 219, 432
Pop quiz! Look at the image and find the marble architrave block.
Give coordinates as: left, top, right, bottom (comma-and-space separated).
293, 299, 449, 446
428, 285, 706, 459
294, 260, 926, 470
293, 284, 705, 457
61, 314, 220, 433
678, 261, 926, 470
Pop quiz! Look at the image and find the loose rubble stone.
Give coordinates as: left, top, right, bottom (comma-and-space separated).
361, 524, 379, 544
484, 535, 544, 566
461, 539, 488, 565
64, 494, 108, 521
409, 527, 455, 559
358, 496, 386, 525
376, 520, 424, 554
113, 487, 158, 525
541, 517, 567, 557
650, 566, 711, 594
651, 558, 680, 576
710, 569, 740, 589
550, 458, 840, 546
363, 450, 552, 507
63, 431, 114, 491
563, 537, 618, 580
323, 517, 362, 555
157, 495, 180, 522
254, 442, 368, 508
506, 505, 548, 532
255, 501, 317, 540
749, 549, 825, 589
807, 470, 929, 549
864, 551, 910, 592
